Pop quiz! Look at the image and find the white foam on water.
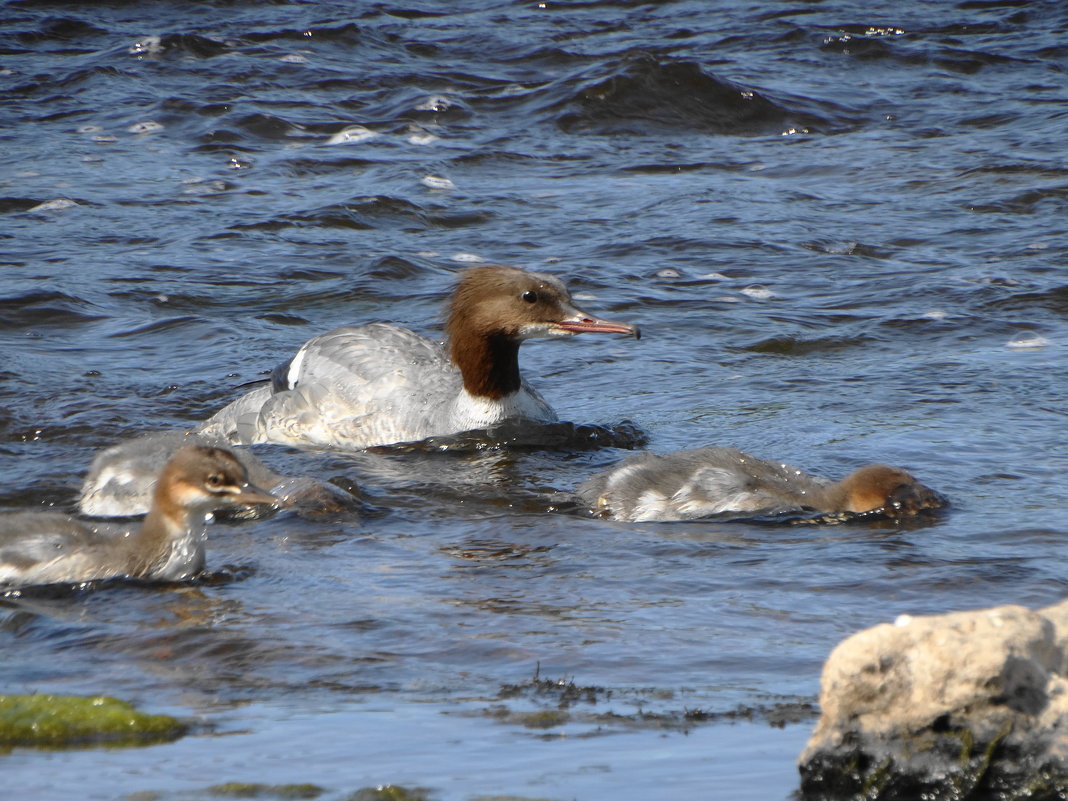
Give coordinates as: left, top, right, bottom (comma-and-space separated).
740, 284, 775, 300
416, 94, 452, 112
327, 125, 379, 145
128, 35, 163, 55
29, 198, 78, 212
407, 127, 439, 146
1006, 333, 1051, 350
127, 121, 163, 134
421, 175, 455, 190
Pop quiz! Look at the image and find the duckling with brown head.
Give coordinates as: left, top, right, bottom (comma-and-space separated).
578, 447, 946, 522
0, 445, 277, 588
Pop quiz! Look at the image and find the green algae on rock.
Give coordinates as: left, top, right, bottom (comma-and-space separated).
0, 694, 185, 750
207, 783, 325, 799
348, 786, 431, 801
517, 709, 570, 729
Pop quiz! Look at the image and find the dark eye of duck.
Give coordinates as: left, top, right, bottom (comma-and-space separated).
521, 290, 538, 304
206, 473, 225, 490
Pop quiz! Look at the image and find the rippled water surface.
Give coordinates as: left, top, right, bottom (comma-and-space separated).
3, 1, 1068, 799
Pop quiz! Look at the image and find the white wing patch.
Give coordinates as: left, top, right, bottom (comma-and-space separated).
285, 346, 307, 389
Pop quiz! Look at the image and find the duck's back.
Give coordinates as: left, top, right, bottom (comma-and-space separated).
199, 323, 465, 449
579, 447, 833, 522
0, 513, 124, 586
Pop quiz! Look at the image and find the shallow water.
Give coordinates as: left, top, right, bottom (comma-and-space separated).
2, 1, 1068, 799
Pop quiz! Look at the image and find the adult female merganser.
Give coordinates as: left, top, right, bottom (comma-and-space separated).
78, 431, 359, 518
195, 265, 639, 451
577, 447, 946, 522
0, 445, 277, 588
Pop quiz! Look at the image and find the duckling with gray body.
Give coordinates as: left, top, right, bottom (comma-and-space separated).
0, 444, 277, 587
78, 431, 360, 519
578, 447, 946, 522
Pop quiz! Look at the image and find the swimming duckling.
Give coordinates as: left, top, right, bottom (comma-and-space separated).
0, 444, 277, 588
78, 431, 359, 518
577, 447, 946, 522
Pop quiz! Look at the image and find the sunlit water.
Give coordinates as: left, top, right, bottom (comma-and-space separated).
2, 1, 1067, 799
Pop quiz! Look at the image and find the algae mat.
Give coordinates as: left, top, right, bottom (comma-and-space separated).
0, 694, 185, 749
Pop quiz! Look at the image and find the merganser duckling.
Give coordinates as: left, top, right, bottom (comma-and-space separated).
195, 265, 639, 451
577, 447, 946, 522
78, 431, 360, 518
0, 445, 277, 588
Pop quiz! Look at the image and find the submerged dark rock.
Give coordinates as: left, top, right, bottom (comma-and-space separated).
799, 600, 1068, 800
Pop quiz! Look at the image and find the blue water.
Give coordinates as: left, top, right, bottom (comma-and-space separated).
2, 1, 1068, 799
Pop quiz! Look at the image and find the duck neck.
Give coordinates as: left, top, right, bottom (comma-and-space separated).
128, 498, 206, 580
811, 484, 850, 513
450, 331, 522, 401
